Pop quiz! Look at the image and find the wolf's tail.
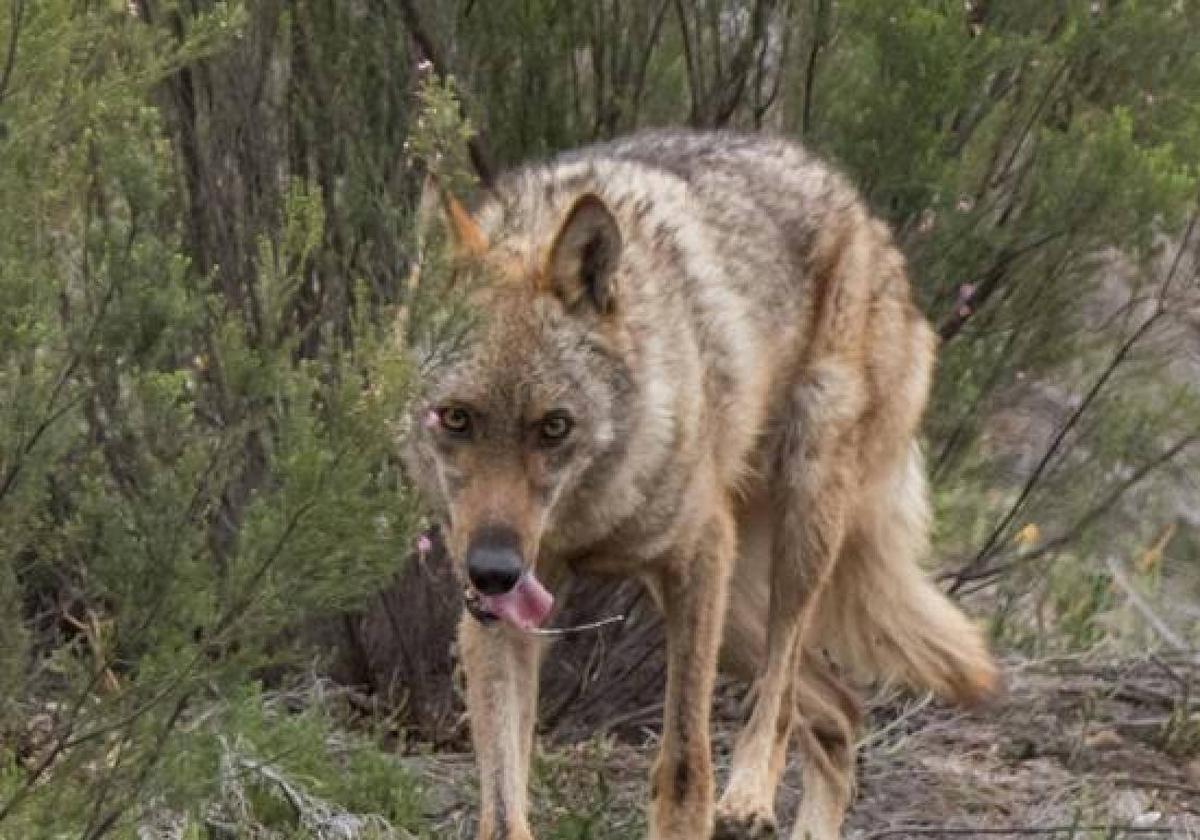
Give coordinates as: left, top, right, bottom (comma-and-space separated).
810, 446, 998, 705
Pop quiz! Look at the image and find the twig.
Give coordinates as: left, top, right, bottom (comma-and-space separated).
525, 613, 626, 637
949, 208, 1199, 594
1118, 776, 1200, 797
800, 0, 829, 137
599, 701, 665, 736
943, 430, 1200, 591
866, 825, 1173, 838
0, 0, 23, 106
1105, 556, 1188, 652
673, 0, 704, 124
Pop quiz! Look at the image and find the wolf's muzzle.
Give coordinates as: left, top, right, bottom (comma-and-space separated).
465, 525, 524, 595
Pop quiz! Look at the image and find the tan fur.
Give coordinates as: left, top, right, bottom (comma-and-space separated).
406, 130, 998, 840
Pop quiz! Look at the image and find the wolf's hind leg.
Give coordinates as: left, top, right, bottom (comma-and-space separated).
460, 615, 542, 840
789, 651, 860, 840
648, 506, 734, 840
716, 384, 857, 839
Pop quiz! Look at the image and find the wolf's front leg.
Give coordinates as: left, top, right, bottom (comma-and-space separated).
648, 509, 734, 840
460, 614, 542, 840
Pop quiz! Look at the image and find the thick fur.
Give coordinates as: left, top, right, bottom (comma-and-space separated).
406, 130, 998, 840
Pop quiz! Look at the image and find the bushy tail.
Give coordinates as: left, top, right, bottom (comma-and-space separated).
812, 447, 999, 705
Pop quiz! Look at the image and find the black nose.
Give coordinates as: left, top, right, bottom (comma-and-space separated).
465, 526, 523, 595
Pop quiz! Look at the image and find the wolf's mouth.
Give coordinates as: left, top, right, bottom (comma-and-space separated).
463, 571, 554, 631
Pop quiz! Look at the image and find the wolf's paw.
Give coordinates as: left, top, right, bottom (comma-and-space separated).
712, 811, 777, 840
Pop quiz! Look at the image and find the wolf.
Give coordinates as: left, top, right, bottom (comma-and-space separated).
405, 129, 998, 840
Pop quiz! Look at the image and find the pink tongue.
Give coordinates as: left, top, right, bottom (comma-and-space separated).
479, 571, 555, 631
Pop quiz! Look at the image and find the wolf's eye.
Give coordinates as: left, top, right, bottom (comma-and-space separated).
439, 407, 472, 437
538, 413, 573, 446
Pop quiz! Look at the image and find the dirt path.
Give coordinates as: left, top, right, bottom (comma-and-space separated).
410, 654, 1200, 839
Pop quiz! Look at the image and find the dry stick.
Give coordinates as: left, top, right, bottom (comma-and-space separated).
866, 828, 1173, 838
751, 0, 794, 127
948, 208, 1200, 594
710, 0, 778, 127
674, 0, 705, 125
938, 228, 1069, 343
395, 0, 494, 188
1105, 555, 1188, 652
0, 0, 23, 106
1119, 776, 1200, 797
949, 308, 1163, 593
801, 0, 830, 137
627, 0, 673, 128
944, 430, 1200, 592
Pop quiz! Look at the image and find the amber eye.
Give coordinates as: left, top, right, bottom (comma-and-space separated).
440, 407, 472, 437
539, 413, 573, 445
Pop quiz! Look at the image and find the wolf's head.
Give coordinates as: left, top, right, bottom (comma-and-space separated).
405, 191, 634, 629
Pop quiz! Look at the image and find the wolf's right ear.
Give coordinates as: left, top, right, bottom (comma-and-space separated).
545, 193, 621, 315
443, 194, 488, 259
414, 176, 488, 261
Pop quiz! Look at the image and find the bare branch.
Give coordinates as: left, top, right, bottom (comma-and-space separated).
949, 209, 1200, 593
867, 825, 1174, 838
800, 0, 829, 137
0, 0, 23, 106
1106, 556, 1189, 652
628, 0, 672, 127
673, 0, 704, 125
945, 430, 1200, 592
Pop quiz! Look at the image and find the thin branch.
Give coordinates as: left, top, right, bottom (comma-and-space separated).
945, 431, 1200, 590
628, 0, 672, 127
711, 0, 777, 127
0, 0, 23, 106
950, 312, 1162, 593
1106, 556, 1188, 652
674, 0, 704, 125
938, 228, 1069, 343
985, 57, 1071, 195
800, 0, 829, 137
867, 826, 1173, 838
751, 0, 795, 127
949, 209, 1200, 593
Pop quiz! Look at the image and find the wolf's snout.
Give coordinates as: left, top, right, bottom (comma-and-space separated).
465, 526, 524, 595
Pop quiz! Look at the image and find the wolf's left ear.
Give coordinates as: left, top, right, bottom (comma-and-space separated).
545, 194, 622, 315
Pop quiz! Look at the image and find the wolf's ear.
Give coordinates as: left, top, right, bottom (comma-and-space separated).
444, 194, 488, 258
416, 176, 488, 260
545, 194, 621, 314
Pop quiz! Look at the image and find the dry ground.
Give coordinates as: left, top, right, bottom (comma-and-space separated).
407, 653, 1200, 839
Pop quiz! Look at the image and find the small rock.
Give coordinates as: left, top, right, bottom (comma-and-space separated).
1084, 728, 1124, 751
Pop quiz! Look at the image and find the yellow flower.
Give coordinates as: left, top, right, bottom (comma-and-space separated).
1013, 523, 1041, 549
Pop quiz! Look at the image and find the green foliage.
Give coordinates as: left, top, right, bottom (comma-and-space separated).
531, 738, 644, 840
405, 74, 480, 198
189, 684, 426, 837
0, 1, 440, 835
